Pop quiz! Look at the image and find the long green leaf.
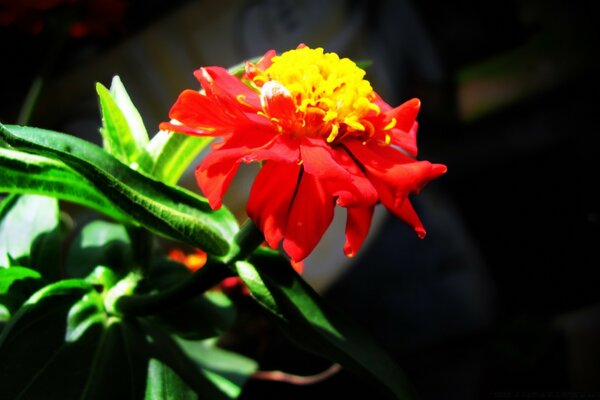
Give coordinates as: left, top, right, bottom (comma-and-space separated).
236, 248, 416, 400
0, 123, 238, 256
97, 81, 148, 166
142, 130, 212, 185
0, 147, 129, 222
109, 75, 149, 150
80, 319, 150, 399
140, 321, 255, 400
146, 359, 199, 400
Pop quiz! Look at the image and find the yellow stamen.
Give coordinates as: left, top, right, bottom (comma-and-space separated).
259, 46, 379, 142
384, 117, 397, 131
326, 123, 340, 143
236, 94, 253, 108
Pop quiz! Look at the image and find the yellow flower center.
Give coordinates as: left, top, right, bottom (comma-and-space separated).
255, 47, 382, 142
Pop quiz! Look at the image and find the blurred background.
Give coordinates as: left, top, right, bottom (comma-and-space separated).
1, 0, 599, 399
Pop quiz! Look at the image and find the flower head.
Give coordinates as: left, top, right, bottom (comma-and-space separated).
160, 44, 447, 262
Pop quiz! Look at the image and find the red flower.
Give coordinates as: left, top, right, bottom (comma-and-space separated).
168, 248, 207, 272
160, 45, 447, 262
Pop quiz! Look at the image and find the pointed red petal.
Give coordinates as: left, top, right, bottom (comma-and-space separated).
386, 98, 421, 156
283, 172, 335, 262
343, 206, 374, 258
386, 98, 421, 133
345, 140, 446, 237
195, 161, 240, 209
247, 161, 300, 249
160, 89, 243, 135
387, 198, 427, 238
255, 49, 276, 71
194, 66, 261, 109
300, 138, 377, 207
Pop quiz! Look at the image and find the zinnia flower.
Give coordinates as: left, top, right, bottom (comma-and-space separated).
160, 45, 447, 262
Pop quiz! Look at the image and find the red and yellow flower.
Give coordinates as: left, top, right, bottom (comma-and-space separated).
160, 45, 447, 262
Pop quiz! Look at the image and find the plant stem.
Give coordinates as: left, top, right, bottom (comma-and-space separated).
227, 219, 265, 263
115, 258, 233, 316
126, 225, 154, 273
116, 219, 265, 316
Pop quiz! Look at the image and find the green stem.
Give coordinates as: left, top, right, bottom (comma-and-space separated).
126, 225, 154, 273
227, 219, 266, 263
116, 219, 266, 316
115, 258, 233, 316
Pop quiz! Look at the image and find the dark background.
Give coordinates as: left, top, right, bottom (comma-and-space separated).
1, 1, 599, 399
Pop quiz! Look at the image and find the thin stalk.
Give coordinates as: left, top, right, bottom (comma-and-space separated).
116, 219, 265, 316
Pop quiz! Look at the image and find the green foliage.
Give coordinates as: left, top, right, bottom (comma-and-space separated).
0, 76, 414, 399
0, 123, 238, 256
237, 248, 417, 400
66, 220, 133, 278
0, 194, 62, 281
142, 130, 212, 185
0, 147, 130, 222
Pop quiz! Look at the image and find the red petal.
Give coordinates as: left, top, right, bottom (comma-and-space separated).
386, 98, 421, 133
345, 140, 446, 236
195, 161, 240, 209
194, 66, 261, 109
201, 130, 299, 171
386, 98, 421, 156
300, 138, 377, 207
387, 198, 427, 238
283, 172, 335, 262
343, 206, 374, 258
255, 49, 276, 71
160, 89, 245, 135
196, 127, 301, 209
247, 161, 300, 249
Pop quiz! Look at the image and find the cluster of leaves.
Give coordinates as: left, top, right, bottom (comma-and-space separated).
0, 76, 413, 399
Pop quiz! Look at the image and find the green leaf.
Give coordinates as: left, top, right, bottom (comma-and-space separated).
142, 130, 212, 185
109, 76, 149, 151
145, 359, 199, 400
0, 277, 152, 399
141, 321, 255, 400
65, 220, 133, 279
0, 147, 130, 222
236, 248, 416, 400
356, 59, 373, 69
0, 123, 238, 256
0, 266, 43, 319
0, 279, 94, 398
25, 279, 93, 305
66, 290, 107, 342
96, 81, 148, 166
80, 319, 150, 399
0, 266, 41, 294
0, 194, 61, 281
174, 337, 258, 399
